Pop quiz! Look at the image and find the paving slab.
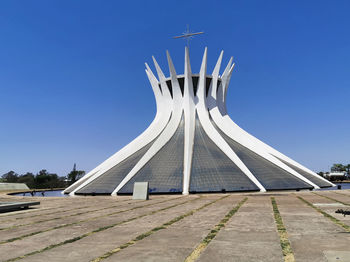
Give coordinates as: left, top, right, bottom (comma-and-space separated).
0, 197, 168, 243
300, 193, 350, 227
0, 196, 197, 261
0, 190, 349, 262
20, 195, 214, 262
103, 195, 242, 262
277, 194, 350, 262
198, 195, 283, 262
335, 190, 350, 196
321, 191, 350, 204
0, 200, 135, 228
323, 250, 350, 262
0, 196, 118, 220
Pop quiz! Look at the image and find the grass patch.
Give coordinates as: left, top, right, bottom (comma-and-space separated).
11, 204, 92, 221
4, 196, 198, 262
5, 198, 131, 222
0, 197, 181, 245
0, 199, 135, 231
333, 192, 350, 199
297, 196, 350, 232
312, 192, 350, 206
271, 197, 295, 262
184, 197, 247, 262
91, 195, 231, 262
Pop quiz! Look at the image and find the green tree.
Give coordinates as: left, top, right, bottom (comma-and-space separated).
34, 169, 64, 189
1, 171, 19, 183
18, 172, 35, 188
345, 164, 350, 176
331, 164, 346, 172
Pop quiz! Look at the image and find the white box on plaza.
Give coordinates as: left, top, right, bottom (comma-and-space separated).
133, 182, 149, 200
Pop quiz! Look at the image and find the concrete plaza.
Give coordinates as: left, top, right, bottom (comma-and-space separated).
0, 190, 349, 262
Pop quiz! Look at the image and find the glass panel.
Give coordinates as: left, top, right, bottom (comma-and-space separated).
190, 119, 259, 192
76, 142, 155, 195
119, 116, 184, 194
216, 126, 313, 190
276, 158, 332, 188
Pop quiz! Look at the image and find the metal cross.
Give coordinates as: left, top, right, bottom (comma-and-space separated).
173, 25, 204, 47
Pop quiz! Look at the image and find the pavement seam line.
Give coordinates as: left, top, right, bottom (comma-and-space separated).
0, 197, 182, 245
0, 198, 124, 219
312, 192, 350, 206
3, 198, 131, 222
6, 205, 94, 222
183, 197, 247, 262
0, 199, 139, 230
297, 196, 350, 232
90, 195, 231, 262
271, 197, 295, 262
333, 191, 350, 198
3, 197, 199, 262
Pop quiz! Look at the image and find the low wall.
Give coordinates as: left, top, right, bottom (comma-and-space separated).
0, 183, 29, 192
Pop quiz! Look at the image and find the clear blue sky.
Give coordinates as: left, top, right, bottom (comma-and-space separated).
1, 0, 349, 177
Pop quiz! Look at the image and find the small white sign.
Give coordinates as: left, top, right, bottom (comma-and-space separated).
133, 182, 149, 200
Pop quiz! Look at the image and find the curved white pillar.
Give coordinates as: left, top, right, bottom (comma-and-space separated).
181, 48, 196, 195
